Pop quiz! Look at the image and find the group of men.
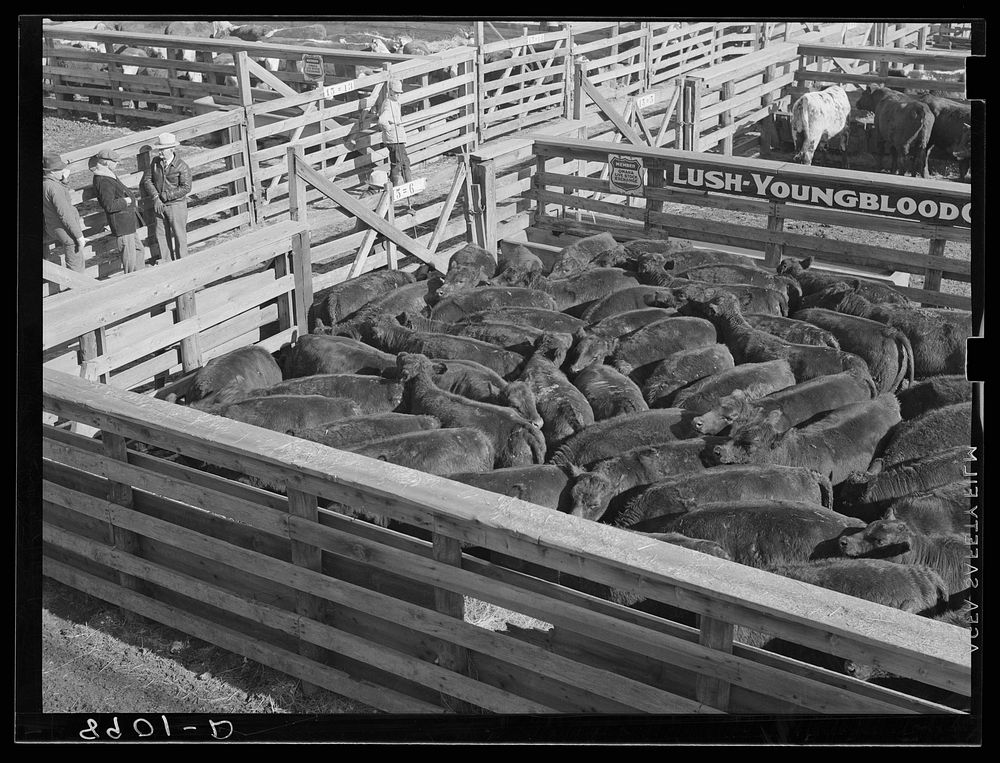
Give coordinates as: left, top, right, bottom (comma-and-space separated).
43, 132, 192, 284
44, 75, 414, 284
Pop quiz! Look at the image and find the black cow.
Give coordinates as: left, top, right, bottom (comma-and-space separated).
855, 85, 935, 177
917, 94, 972, 180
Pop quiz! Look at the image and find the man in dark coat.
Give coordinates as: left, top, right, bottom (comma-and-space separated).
141, 132, 192, 262
91, 148, 147, 273
43, 153, 86, 292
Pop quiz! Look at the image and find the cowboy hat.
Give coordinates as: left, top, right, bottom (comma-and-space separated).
154, 132, 179, 150
43, 153, 67, 171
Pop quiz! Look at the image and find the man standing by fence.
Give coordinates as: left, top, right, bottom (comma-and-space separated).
90, 149, 147, 274
142, 132, 192, 262
379, 78, 412, 186
43, 153, 87, 291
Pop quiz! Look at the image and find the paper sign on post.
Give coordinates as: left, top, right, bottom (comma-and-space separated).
323, 81, 357, 99
392, 177, 427, 202
608, 155, 646, 197
635, 93, 656, 110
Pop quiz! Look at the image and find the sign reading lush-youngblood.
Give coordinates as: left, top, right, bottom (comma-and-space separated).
667, 162, 971, 227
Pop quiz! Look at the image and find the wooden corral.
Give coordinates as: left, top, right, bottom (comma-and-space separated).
42, 368, 971, 713
528, 138, 971, 310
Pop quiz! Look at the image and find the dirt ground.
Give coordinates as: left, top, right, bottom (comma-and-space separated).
36, 66, 972, 717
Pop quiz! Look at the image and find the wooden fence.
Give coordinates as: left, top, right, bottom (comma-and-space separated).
42, 368, 971, 714
43, 25, 412, 122
529, 138, 971, 310
43, 220, 308, 393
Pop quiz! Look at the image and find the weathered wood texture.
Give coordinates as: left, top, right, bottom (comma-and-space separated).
42, 369, 972, 714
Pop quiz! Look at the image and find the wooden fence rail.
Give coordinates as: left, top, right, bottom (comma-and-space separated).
42, 368, 971, 713
529, 137, 971, 310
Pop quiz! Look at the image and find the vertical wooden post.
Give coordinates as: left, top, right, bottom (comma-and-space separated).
924, 238, 946, 296
690, 77, 703, 152
645, 165, 665, 240
431, 533, 472, 711
103, 42, 125, 124
287, 145, 313, 337
763, 201, 786, 268
385, 181, 398, 269
175, 292, 203, 373
573, 57, 587, 121
564, 25, 575, 120
877, 24, 889, 78
45, 36, 71, 117
759, 64, 777, 158
916, 27, 927, 71
235, 52, 262, 222
471, 158, 497, 256
695, 617, 734, 710
720, 80, 735, 155
287, 487, 325, 696
102, 430, 144, 615
461, 54, 479, 150
533, 154, 548, 228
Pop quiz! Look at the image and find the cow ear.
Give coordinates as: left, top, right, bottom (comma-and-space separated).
730, 389, 745, 400
510, 484, 526, 500
432, 361, 449, 374
566, 464, 586, 478
801, 257, 813, 270
765, 409, 783, 429
573, 327, 588, 340
883, 506, 897, 521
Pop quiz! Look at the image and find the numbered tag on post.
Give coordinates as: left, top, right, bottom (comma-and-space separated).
635, 92, 656, 110
392, 177, 427, 202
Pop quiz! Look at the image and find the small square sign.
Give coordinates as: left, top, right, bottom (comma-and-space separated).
608, 154, 646, 197
301, 54, 325, 83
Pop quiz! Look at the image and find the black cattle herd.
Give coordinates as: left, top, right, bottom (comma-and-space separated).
156, 233, 973, 706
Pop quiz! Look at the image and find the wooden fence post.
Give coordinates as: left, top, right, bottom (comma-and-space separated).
645, 165, 666, 241
573, 57, 587, 121
175, 291, 203, 374
916, 27, 927, 71
533, 153, 548, 229
564, 25, 575, 120
287, 487, 325, 697
431, 533, 474, 712
287, 145, 313, 337
471, 158, 498, 257
924, 238, 946, 297
234, 52, 262, 223
102, 430, 144, 619
385, 181, 398, 269
720, 79, 735, 155
759, 64, 778, 158
763, 201, 786, 268
695, 617, 734, 710
103, 42, 125, 124
45, 36, 71, 117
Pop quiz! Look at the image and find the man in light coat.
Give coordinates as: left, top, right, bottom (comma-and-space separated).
142, 132, 192, 262
43, 153, 87, 291
378, 78, 412, 186
91, 148, 147, 273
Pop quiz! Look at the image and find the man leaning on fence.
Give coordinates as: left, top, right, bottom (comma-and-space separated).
43, 153, 87, 291
142, 132, 192, 263
90, 148, 147, 274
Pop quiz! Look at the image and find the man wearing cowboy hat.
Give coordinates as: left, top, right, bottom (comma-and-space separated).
43, 153, 87, 290
141, 132, 192, 262
91, 148, 147, 273
378, 78, 412, 186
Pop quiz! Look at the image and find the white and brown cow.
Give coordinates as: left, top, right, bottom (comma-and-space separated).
790, 85, 852, 167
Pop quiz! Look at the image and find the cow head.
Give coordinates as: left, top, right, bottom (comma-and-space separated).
497, 381, 544, 430
837, 512, 914, 559
565, 332, 613, 376
953, 122, 972, 160
568, 468, 613, 521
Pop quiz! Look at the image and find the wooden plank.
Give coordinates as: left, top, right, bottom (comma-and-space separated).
696, 617, 735, 710
43, 557, 442, 714
42, 261, 100, 292
43, 221, 304, 349
42, 478, 715, 713
100, 431, 142, 601
795, 43, 967, 68
427, 162, 467, 255
347, 189, 392, 279
295, 161, 436, 265
794, 69, 966, 94
580, 76, 645, 147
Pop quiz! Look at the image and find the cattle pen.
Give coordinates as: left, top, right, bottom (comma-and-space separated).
33, 18, 979, 721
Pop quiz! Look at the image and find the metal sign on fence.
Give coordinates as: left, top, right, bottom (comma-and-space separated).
608, 154, 646, 196
392, 177, 427, 202
301, 54, 326, 84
